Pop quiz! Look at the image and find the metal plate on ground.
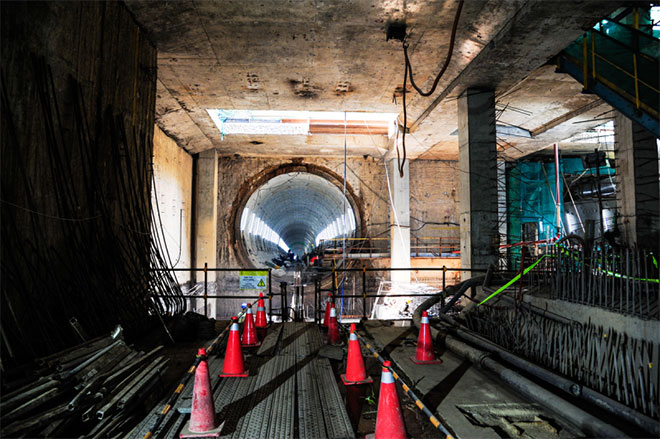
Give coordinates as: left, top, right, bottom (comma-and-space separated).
256, 324, 282, 356
457, 403, 578, 439
133, 323, 355, 439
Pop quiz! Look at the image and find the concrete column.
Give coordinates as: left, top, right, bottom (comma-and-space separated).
194, 148, 218, 283
457, 89, 499, 278
388, 158, 411, 284
614, 112, 660, 250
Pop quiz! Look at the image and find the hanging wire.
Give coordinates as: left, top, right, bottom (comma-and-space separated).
398, 0, 465, 177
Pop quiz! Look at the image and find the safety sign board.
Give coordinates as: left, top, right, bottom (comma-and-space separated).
239, 270, 268, 290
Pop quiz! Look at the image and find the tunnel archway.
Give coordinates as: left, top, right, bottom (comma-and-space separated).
231, 163, 363, 270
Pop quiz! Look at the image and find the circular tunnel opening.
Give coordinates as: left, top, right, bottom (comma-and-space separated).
238, 172, 358, 269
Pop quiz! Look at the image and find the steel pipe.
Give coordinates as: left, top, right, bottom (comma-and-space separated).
443, 334, 625, 438
437, 319, 659, 437
413, 282, 658, 436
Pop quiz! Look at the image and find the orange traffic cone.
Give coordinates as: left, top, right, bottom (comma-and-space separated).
255, 293, 267, 328
367, 361, 406, 439
219, 317, 249, 377
327, 304, 340, 345
241, 304, 261, 347
411, 311, 442, 364
322, 294, 333, 328
180, 348, 223, 437
341, 323, 373, 385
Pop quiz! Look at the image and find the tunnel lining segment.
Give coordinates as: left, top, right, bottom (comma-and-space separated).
230, 162, 364, 268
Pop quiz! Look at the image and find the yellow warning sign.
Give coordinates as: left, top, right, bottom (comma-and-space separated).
239, 270, 268, 290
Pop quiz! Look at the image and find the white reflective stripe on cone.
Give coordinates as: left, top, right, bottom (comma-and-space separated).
330, 308, 336, 317
350, 332, 358, 341
421, 316, 429, 324
381, 369, 394, 384
231, 323, 239, 331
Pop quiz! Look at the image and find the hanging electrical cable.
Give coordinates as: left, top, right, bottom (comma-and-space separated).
397, 0, 465, 177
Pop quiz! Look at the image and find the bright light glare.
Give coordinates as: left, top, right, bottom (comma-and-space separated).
315, 208, 356, 245
243, 211, 289, 252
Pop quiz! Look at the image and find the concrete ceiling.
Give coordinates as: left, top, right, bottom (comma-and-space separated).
127, 0, 619, 160
242, 172, 354, 262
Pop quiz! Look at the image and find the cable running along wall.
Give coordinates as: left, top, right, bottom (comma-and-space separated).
0, 2, 184, 364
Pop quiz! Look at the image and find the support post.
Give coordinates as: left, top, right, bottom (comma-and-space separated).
268, 269, 273, 324
280, 282, 288, 322
388, 158, 411, 284
362, 266, 367, 319
331, 269, 336, 302
193, 148, 218, 314
314, 279, 321, 323
457, 88, 499, 279
203, 262, 208, 318
614, 112, 660, 251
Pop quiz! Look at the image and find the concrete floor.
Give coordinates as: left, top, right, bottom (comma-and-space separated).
132, 322, 354, 438
134, 319, 590, 438
361, 320, 584, 438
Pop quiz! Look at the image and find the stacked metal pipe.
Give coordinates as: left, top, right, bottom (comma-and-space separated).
0, 326, 167, 438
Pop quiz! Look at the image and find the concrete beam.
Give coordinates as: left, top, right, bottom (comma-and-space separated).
458, 89, 498, 277
410, 0, 618, 132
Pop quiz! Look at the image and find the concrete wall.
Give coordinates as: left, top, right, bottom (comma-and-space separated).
1, 1, 157, 361
409, 160, 460, 254
215, 156, 389, 271
211, 157, 460, 287
524, 295, 659, 342
152, 126, 193, 284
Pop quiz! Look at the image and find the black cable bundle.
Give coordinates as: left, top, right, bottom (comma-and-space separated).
1, 56, 185, 365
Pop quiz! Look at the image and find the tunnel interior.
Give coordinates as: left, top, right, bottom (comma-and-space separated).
239, 172, 357, 268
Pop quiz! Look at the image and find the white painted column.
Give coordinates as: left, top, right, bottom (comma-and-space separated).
388, 158, 411, 284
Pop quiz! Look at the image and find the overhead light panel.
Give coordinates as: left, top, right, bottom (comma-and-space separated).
207, 109, 398, 137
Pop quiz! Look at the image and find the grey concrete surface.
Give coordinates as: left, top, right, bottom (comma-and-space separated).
362, 320, 584, 439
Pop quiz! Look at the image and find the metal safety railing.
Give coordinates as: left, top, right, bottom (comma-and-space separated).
308, 266, 498, 322
558, 14, 659, 135
150, 263, 275, 320
485, 241, 659, 320
318, 234, 461, 259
